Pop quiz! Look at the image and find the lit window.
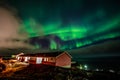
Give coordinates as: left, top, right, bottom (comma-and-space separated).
36, 57, 42, 64
44, 58, 49, 61
44, 58, 46, 61
17, 57, 20, 60
25, 57, 28, 62
47, 58, 48, 61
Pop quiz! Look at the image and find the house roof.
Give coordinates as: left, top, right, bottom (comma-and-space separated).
20, 51, 68, 57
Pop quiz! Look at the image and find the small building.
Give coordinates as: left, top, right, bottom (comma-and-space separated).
17, 51, 72, 68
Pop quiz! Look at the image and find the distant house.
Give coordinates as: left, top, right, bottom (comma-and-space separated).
17, 51, 72, 68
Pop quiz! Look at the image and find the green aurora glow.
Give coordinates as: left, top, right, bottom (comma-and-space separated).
7, 0, 120, 50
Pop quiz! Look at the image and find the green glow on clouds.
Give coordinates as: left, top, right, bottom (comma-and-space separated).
21, 15, 120, 49
16, 0, 120, 50
50, 39, 57, 49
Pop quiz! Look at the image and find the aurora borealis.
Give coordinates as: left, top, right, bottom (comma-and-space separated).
1, 0, 120, 50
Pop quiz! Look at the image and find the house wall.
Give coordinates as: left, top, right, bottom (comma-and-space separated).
29, 57, 56, 65
56, 52, 71, 68
41, 57, 56, 66
22, 56, 30, 62
36, 57, 43, 64
47, 57, 56, 62
17, 56, 24, 62
17, 52, 71, 67
29, 57, 36, 64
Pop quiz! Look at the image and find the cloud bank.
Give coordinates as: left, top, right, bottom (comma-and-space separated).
0, 7, 33, 49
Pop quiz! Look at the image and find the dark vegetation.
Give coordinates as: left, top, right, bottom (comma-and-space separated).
0, 64, 120, 80
0, 63, 6, 72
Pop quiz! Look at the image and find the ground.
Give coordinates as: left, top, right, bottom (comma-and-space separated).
0, 60, 120, 80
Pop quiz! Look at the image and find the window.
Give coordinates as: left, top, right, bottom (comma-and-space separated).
36, 57, 42, 64
24, 57, 28, 62
47, 58, 48, 61
44, 58, 46, 61
44, 58, 48, 61
17, 57, 20, 60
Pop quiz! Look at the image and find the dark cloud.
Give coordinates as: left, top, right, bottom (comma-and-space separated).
68, 39, 120, 57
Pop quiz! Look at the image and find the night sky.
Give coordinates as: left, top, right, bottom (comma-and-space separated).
0, 0, 120, 56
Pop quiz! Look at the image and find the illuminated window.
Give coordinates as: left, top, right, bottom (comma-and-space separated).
24, 57, 30, 62
44, 58, 46, 61
44, 58, 48, 61
36, 57, 42, 64
47, 58, 48, 61
17, 57, 20, 60
24, 57, 28, 62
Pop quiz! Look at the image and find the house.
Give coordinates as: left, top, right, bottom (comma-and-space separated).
17, 51, 72, 68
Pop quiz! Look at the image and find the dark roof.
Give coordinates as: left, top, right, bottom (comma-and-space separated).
21, 51, 65, 57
